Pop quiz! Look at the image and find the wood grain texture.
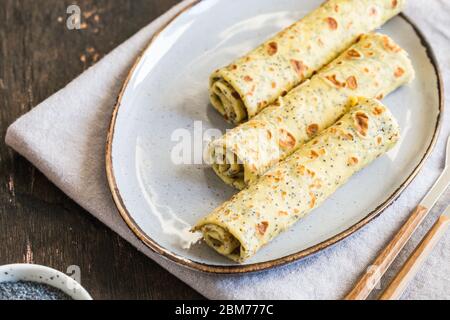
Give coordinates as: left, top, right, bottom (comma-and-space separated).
345, 205, 429, 300
0, 0, 203, 300
380, 215, 450, 300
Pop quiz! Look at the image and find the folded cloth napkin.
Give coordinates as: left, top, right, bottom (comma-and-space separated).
5, 0, 450, 299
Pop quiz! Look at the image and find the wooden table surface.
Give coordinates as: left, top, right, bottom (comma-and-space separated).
0, 0, 203, 300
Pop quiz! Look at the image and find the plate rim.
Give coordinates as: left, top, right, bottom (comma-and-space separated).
105, 1, 445, 274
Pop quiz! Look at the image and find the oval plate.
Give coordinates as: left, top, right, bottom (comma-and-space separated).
106, 0, 443, 274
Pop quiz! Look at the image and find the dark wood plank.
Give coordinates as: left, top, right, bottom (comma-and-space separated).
0, 0, 204, 300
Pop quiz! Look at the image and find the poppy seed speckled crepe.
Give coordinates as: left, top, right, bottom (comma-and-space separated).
196, 98, 400, 262
210, 33, 414, 190
209, 0, 405, 124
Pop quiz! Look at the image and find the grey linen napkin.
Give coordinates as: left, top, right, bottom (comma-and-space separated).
5, 0, 450, 299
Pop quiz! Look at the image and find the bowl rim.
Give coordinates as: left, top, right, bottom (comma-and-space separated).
0, 264, 93, 300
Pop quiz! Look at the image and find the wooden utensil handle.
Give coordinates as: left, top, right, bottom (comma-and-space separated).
380, 215, 450, 300
345, 205, 429, 300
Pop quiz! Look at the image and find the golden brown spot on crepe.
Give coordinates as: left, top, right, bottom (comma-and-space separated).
267, 130, 273, 140
342, 132, 354, 141
325, 17, 338, 30
363, 67, 370, 73
291, 59, 307, 78
373, 106, 385, 116
354, 112, 370, 137
346, 76, 358, 90
347, 49, 362, 59
266, 174, 281, 182
270, 177, 281, 184
309, 192, 317, 208
383, 36, 401, 52
334, 4, 340, 12
307, 124, 319, 137
249, 121, 265, 129
377, 136, 383, 145
278, 129, 296, 150
348, 156, 359, 166
325, 74, 344, 87
307, 169, 316, 178
278, 211, 289, 217
256, 221, 269, 236
271, 82, 277, 89
297, 165, 316, 178
392, 0, 398, 8
267, 41, 278, 56
394, 67, 405, 78
369, 7, 378, 16
281, 90, 288, 97
376, 93, 384, 100
230, 64, 238, 70
244, 75, 253, 82
297, 165, 306, 176
310, 179, 323, 189
309, 150, 320, 159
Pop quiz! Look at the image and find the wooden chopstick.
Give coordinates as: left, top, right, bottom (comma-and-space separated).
345, 205, 430, 300
380, 212, 450, 300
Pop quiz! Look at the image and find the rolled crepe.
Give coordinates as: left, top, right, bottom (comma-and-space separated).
210, 33, 414, 189
209, 0, 406, 124
195, 98, 400, 262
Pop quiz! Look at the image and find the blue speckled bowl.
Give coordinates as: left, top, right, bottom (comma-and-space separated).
0, 264, 92, 300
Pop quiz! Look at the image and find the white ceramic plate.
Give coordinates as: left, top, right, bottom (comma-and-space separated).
106, 0, 443, 273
